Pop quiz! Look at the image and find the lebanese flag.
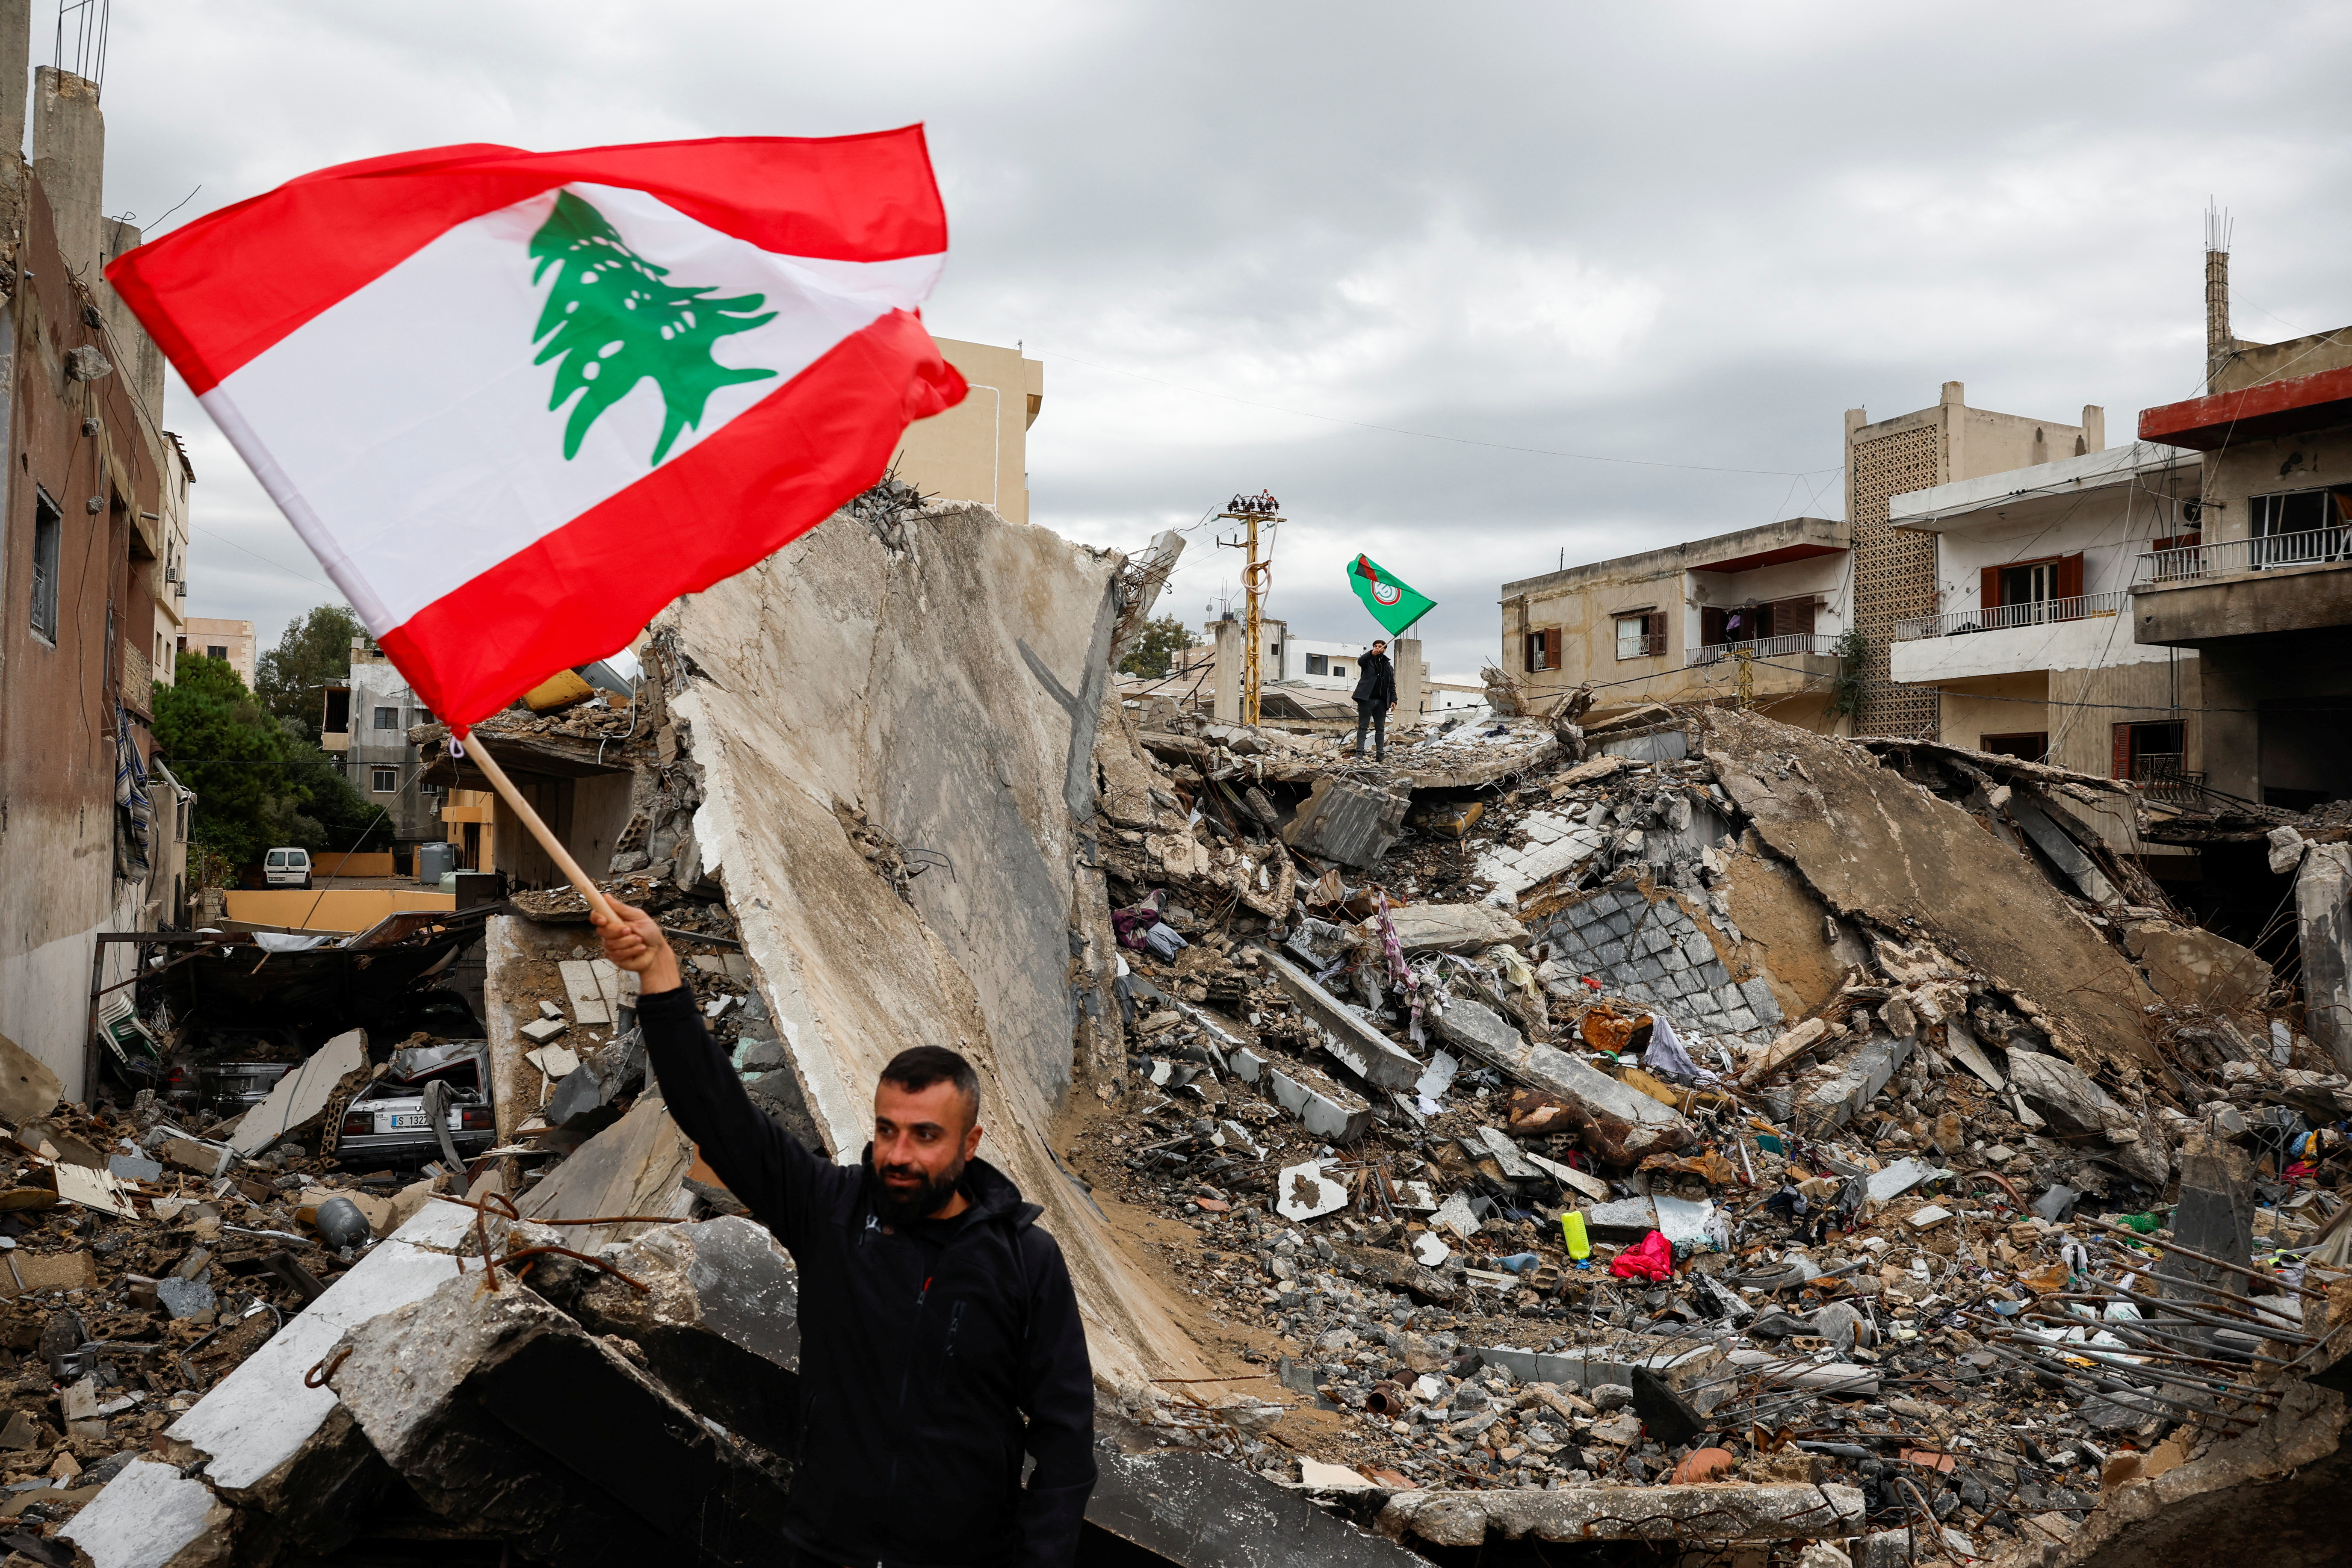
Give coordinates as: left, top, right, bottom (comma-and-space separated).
106, 131, 966, 727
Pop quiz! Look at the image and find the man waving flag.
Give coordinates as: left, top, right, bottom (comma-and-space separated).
106, 130, 966, 729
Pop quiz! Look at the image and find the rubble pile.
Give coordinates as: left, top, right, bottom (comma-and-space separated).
1071, 688, 2352, 1561
48, 493, 2352, 1567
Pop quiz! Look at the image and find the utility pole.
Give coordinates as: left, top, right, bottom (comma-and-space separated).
1216, 492, 1281, 727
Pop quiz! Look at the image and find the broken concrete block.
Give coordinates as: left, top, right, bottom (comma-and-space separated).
231, 1028, 368, 1156
330, 1273, 794, 1565
1265, 1063, 1373, 1143
2296, 845, 2352, 1075
515, 1096, 695, 1249
520, 1016, 570, 1045
1434, 1000, 1696, 1164
1380, 904, 1529, 954
2269, 825, 2308, 875
1581, 1196, 1658, 1240
1738, 1016, 1827, 1086
160, 1137, 235, 1178
1376, 1482, 1863, 1549
558, 959, 613, 1025
569, 1216, 800, 1457
0, 1029, 62, 1128
1275, 1162, 1349, 1222
2009, 798, 2119, 906
107, 1151, 163, 1184
1723, 1348, 1879, 1396
1254, 948, 1423, 1092
57, 1458, 233, 1568
2123, 920, 2275, 1014
1282, 776, 1410, 868
1798, 1031, 1915, 1131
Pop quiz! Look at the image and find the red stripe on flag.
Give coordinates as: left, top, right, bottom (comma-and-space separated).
1355, 554, 1379, 583
380, 309, 963, 727
106, 130, 948, 396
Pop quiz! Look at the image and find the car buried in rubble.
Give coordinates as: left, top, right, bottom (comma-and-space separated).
336, 1036, 499, 1169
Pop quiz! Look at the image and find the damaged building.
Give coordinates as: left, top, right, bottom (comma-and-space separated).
13, 472, 2346, 1568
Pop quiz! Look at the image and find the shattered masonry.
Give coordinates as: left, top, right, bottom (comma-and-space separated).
27, 487, 2352, 1568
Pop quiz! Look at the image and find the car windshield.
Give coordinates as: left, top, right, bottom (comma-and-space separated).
266, 852, 285, 866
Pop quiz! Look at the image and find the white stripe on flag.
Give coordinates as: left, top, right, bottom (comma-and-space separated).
205, 181, 944, 634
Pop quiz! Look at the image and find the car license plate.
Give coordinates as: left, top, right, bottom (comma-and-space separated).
390, 1113, 427, 1129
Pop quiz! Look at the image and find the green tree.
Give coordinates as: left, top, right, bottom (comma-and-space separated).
1117, 613, 1194, 679
153, 653, 388, 866
254, 603, 361, 744
530, 190, 777, 465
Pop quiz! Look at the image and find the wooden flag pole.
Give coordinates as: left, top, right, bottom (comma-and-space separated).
457, 732, 616, 925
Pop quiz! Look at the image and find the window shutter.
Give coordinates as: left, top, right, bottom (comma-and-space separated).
1980, 566, 2002, 614
2057, 552, 2085, 603
1525, 632, 1539, 673
1701, 607, 1727, 647
2111, 723, 2131, 780
1645, 612, 1666, 655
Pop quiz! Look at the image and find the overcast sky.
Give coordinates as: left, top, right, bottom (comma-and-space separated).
92, 0, 2352, 682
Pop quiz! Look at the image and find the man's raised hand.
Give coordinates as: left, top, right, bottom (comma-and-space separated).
593, 895, 684, 995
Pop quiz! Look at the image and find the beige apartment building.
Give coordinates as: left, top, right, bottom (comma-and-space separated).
1846, 384, 2106, 737
149, 434, 193, 688
1499, 516, 1852, 729
890, 337, 1043, 524
180, 614, 256, 688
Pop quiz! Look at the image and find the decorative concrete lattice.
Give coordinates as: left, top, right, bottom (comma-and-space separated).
1536, 883, 1782, 1044
1848, 423, 1943, 739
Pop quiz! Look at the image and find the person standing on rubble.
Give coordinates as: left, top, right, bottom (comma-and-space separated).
1351, 637, 1398, 762
593, 897, 1097, 1568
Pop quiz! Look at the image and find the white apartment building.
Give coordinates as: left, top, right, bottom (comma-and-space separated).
1887, 439, 2203, 856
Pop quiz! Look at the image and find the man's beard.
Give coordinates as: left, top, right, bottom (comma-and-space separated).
872, 1154, 967, 1225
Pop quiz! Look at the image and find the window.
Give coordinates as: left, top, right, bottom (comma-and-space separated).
1613, 612, 1665, 660
2248, 487, 2352, 568
1978, 553, 2084, 626
1305, 653, 1329, 676
1524, 626, 1561, 672
1333, 664, 1347, 678
265, 850, 286, 868
29, 488, 60, 643
2112, 721, 2187, 792
206, 645, 228, 661
322, 688, 350, 734
374, 706, 399, 730
371, 766, 399, 792
412, 706, 433, 726
1981, 732, 2049, 763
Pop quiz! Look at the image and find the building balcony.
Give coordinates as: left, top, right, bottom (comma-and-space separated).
1888, 592, 2131, 683
1683, 632, 1838, 666
2129, 526, 2352, 645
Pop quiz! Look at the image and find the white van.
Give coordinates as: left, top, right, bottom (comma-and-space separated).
263, 847, 313, 889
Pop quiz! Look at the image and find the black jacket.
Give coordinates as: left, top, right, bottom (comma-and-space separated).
1350, 650, 1396, 706
638, 986, 1096, 1568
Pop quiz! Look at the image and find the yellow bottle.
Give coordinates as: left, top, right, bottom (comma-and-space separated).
1560, 1209, 1591, 1265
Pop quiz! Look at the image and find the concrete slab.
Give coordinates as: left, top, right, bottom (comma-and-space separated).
1376, 1481, 1861, 1547
1703, 708, 2160, 1068
514, 1094, 696, 1250
1282, 776, 1411, 868
1255, 948, 1423, 1092
1433, 1000, 1696, 1163
556, 959, 612, 1025
57, 1458, 232, 1568
229, 1028, 366, 1155
1382, 904, 1529, 953
665, 498, 1207, 1392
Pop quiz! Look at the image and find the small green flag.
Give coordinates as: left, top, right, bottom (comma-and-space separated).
1347, 553, 1435, 636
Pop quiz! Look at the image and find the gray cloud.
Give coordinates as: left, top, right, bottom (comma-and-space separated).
101, 0, 2352, 677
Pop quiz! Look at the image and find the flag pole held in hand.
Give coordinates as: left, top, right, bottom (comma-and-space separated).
452, 734, 614, 925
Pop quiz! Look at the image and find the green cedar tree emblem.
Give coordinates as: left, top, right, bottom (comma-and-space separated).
529, 190, 779, 465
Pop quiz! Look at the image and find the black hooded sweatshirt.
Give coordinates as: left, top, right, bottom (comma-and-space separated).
637, 985, 1096, 1568
1350, 649, 1396, 706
